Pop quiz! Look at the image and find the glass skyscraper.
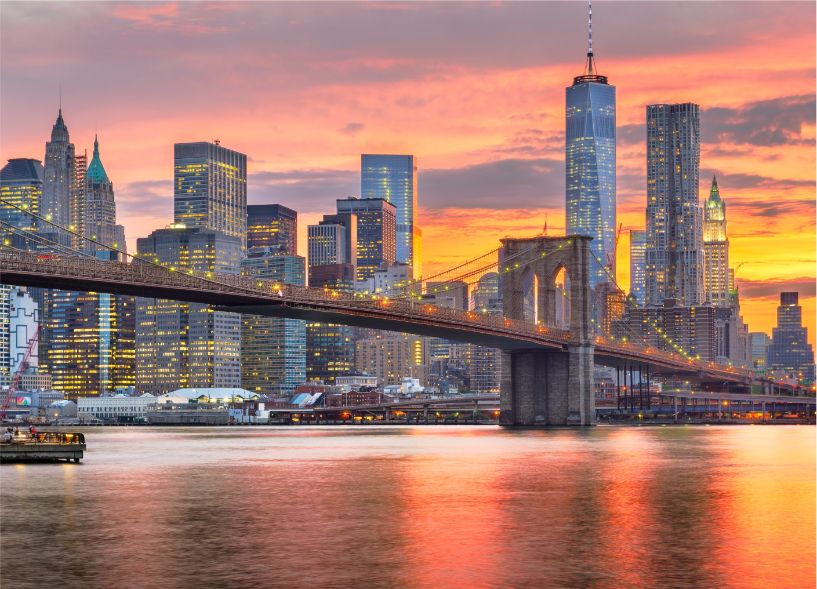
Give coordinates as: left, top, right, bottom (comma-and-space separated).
644, 103, 704, 307
565, 50, 616, 287
247, 204, 297, 254
241, 252, 306, 394
361, 154, 421, 278
629, 229, 646, 306
767, 292, 815, 383
174, 141, 247, 250
1, 158, 43, 248
336, 197, 396, 281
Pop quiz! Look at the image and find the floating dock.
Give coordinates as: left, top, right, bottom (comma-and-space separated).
0, 432, 86, 463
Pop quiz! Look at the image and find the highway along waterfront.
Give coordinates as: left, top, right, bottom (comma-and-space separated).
1, 425, 814, 588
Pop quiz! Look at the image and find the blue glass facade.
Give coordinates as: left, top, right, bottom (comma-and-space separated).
566, 77, 616, 287
361, 154, 420, 277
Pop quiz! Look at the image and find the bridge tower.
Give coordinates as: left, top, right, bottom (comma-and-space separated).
499, 235, 595, 425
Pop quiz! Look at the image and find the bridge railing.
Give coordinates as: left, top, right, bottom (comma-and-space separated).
0, 250, 572, 345
0, 250, 755, 380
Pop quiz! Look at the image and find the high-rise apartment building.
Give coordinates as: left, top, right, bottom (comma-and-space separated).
174, 141, 247, 250
629, 230, 646, 306
247, 204, 297, 254
644, 103, 704, 307
136, 226, 242, 394
355, 333, 426, 387
241, 250, 306, 394
336, 197, 396, 281
361, 154, 421, 278
703, 176, 730, 307
565, 37, 616, 287
767, 292, 815, 383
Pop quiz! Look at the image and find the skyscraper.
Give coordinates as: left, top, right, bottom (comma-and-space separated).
767, 292, 815, 383
174, 141, 247, 250
41, 109, 75, 231
84, 135, 126, 252
241, 251, 306, 394
565, 10, 616, 287
644, 103, 704, 307
247, 204, 297, 254
336, 197, 396, 281
361, 154, 421, 277
306, 263, 356, 384
0, 158, 43, 246
468, 272, 502, 393
136, 226, 242, 394
308, 221, 352, 267
629, 229, 646, 306
703, 176, 730, 307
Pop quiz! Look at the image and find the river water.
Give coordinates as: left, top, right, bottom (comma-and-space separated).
1, 425, 814, 589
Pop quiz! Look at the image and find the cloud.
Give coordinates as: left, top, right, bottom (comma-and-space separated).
248, 169, 358, 214
340, 122, 365, 135
117, 179, 173, 218
702, 94, 816, 147
737, 276, 816, 300
422, 158, 564, 210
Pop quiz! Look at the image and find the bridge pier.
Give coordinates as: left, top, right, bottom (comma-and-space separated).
499, 345, 594, 426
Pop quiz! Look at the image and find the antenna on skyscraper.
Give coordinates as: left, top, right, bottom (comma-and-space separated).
585, 0, 596, 76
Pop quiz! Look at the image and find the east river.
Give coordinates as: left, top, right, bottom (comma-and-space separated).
1, 426, 814, 589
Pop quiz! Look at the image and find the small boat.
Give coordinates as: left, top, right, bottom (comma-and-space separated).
0, 431, 86, 463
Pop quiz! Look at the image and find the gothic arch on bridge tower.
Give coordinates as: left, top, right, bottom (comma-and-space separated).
499, 235, 593, 343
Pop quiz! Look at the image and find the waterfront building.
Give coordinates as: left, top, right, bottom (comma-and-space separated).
767, 292, 815, 383
0, 158, 43, 246
361, 154, 421, 278
565, 35, 616, 288
306, 263, 355, 384
336, 197, 396, 281
8, 287, 39, 374
644, 103, 704, 307
174, 141, 247, 250
136, 226, 242, 394
0, 286, 9, 387
750, 332, 771, 371
247, 204, 297, 254
629, 230, 646, 306
41, 109, 75, 231
703, 177, 730, 307
77, 394, 157, 422
241, 250, 306, 395
355, 333, 426, 387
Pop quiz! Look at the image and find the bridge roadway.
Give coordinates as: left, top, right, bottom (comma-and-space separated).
0, 250, 754, 385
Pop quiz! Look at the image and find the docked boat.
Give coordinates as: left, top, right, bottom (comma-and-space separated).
0, 431, 86, 463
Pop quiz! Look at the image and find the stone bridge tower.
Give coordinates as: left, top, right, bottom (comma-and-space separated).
499, 235, 595, 425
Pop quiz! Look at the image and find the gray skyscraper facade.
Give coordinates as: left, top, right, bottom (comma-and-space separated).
174, 141, 247, 250
645, 103, 704, 307
361, 154, 421, 278
42, 110, 75, 231
565, 46, 616, 287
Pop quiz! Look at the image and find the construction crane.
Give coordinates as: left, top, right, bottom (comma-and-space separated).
606, 222, 624, 274
1, 325, 40, 421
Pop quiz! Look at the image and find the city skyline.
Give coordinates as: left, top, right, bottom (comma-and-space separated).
0, 1, 814, 347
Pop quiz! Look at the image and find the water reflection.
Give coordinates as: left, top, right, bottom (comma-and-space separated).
1, 426, 813, 588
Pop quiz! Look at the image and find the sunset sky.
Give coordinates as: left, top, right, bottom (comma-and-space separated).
1, 1, 814, 346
